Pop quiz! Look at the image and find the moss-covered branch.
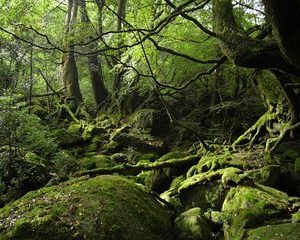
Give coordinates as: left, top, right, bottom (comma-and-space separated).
76, 154, 201, 177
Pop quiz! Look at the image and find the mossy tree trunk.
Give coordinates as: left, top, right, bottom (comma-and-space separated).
61, 0, 83, 109
212, 0, 300, 153
112, 0, 127, 96
79, 0, 108, 109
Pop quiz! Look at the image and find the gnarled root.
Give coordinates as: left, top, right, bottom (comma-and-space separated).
232, 111, 278, 149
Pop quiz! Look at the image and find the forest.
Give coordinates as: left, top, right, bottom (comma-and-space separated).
0, 0, 300, 239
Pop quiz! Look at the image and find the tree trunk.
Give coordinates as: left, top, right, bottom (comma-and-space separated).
212, 0, 300, 152
79, 0, 108, 108
112, 0, 127, 94
61, 0, 82, 107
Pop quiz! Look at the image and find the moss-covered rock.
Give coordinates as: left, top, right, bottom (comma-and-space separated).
82, 125, 106, 141
129, 109, 169, 136
246, 222, 300, 240
0, 175, 174, 240
112, 132, 165, 153
179, 180, 227, 211
222, 184, 289, 240
79, 155, 113, 170
292, 209, 300, 223
145, 152, 192, 193
174, 208, 211, 240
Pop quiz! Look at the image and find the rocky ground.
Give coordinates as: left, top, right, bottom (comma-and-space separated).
1, 108, 300, 240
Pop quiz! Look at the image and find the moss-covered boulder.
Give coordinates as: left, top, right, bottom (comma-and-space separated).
222, 184, 289, 240
79, 155, 114, 170
0, 175, 174, 240
130, 109, 169, 136
145, 152, 194, 193
174, 208, 211, 240
246, 222, 300, 240
179, 180, 227, 211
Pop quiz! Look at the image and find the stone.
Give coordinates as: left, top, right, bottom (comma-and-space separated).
174, 208, 211, 240
0, 175, 174, 240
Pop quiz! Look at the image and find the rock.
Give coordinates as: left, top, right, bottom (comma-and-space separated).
179, 180, 227, 211
292, 209, 300, 223
246, 223, 300, 240
222, 184, 289, 240
0, 175, 174, 240
130, 109, 169, 136
101, 141, 120, 154
145, 152, 192, 193
54, 129, 85, 148
79, 155, 113, 170
174, 208, 211, 240
111, 153, 129, 163
112, 133, 165, 153
82, 125, 106, 141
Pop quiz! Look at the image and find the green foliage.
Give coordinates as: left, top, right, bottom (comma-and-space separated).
0, 95, 58, 159
52, 150, 78, 177
0, 152, 49, 207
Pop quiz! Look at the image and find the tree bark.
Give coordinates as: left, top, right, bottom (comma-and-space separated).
61, 0, 83, 106
79, 0, 108, 108
212, 0, 299, 75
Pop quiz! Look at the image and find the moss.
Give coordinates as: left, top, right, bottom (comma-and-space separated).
145, 152, 193, 193
249, 165, 281, 187
0, 175, 174, 240
246, 223, 300, 240
221, 167, 242, 185
222, 184, 289, 240
294, 157, 300, 172
79, 155, 113, 170
179, 180, 227, 211
101, 141, 119, 154
292, 210, 300, 223
82, 125, 105, 141
140, 153, 160, 162
158, 152, 191, 162
110, 125, 131, 141
67, 123, 82, 135
174, 208, 211, 240
282, 150, 300, 161
179, 167, 242, 192
187, 150, 244, 177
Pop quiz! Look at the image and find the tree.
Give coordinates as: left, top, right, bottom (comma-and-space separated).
211, 0, 300, 153
79, 0, 108, 108
61, 0, 83, 109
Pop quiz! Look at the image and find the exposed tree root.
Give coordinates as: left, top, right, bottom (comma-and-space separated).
268, 121, 300, 154
75, 154, 201, 177
232, 110, 279, 149
232, 108, 300, 154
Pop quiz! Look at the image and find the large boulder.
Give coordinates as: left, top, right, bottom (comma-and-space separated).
0, 175, 174, 240
222, 184, 289, 240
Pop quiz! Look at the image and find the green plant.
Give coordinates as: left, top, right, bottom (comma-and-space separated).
0, 95, 58, 160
